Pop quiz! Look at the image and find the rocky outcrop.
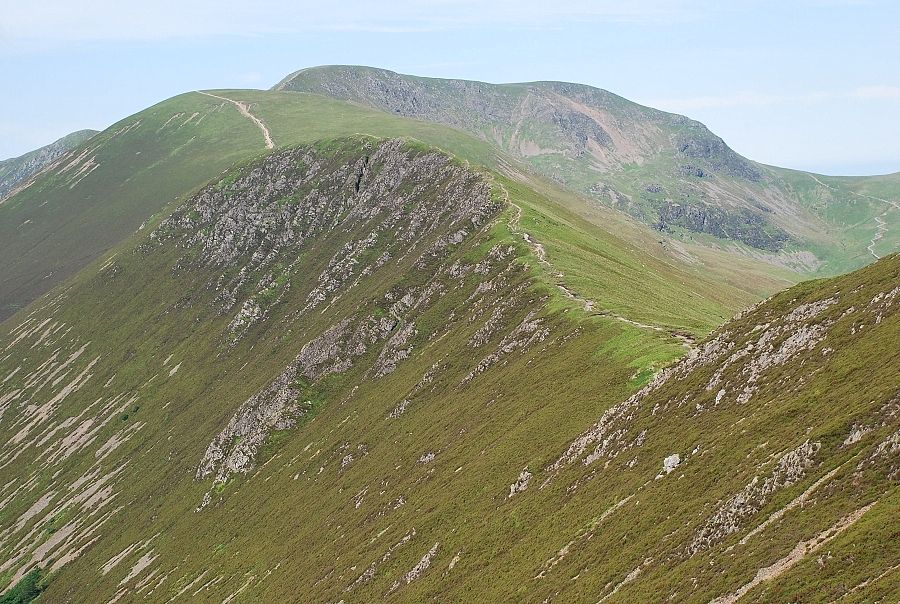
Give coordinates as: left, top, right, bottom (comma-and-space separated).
545, 329, 734, 475
186, 137, 526, 496
544, 256, 897, 495
508, 468, 533, 498
150, 138, 498, 344
675, 130, 762, 182
462, 311, 550, 385
687, 440, 821, 555
656, 201, 790, 251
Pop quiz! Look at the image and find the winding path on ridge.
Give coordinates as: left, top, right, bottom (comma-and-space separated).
197, 91, 275, 150
808, 173, 899, 259
495, 178, 696, 349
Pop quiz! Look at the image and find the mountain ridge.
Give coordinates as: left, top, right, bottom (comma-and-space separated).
277, 65, 898, 269
0, 86, 794, 327
0, 130, 98, 203
0, 62, 896, 604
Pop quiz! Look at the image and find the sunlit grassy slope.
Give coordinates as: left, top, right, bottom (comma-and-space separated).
0, 93, 263, 320
222, 89, 790, 334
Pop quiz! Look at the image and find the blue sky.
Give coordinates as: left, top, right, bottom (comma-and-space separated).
1, 0, 898, 175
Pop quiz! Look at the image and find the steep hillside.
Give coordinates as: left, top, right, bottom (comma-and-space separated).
276, 65, 899, 273
0, 88, 790, 332
0, 137, 681, 600
0, 93, 267, 322
0, 136, 896, 602
0, 130, 97, 203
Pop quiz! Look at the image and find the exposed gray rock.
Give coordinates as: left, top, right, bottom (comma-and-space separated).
372, 323, 417, 378
508, 468, 533, 498
389, 542, 439, 593
656, 200, 789, 252
190, 138, 506, 497
547, 330, 734, 474
687, 440, 820, 555
661, 453, 681, 475
675, 131, 762, 182
387, 399, 410, 419
462, 311, 550, 385
149, 138, 498, 342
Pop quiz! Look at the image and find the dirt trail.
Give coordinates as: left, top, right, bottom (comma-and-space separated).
867, 216, 887, 258
709, 502, 876, 604
729, 458, 853, 552
197, 91, 275, 149
498, 179, 695, 348
808, 174, 898, 259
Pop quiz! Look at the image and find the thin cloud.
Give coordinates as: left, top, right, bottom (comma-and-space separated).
647, 86, 900, 111
851, 85, 900, 100
0, 0, 717, 45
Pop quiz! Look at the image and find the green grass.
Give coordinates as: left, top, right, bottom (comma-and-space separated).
0, 139, 695, 602
0, 92, 264, 321
0, 569, 44, 604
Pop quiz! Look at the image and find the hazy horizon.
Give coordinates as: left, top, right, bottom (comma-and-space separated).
2, 0, 899, 176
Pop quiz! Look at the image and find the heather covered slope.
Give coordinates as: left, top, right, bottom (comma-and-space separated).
0, 139, 688, 601
277, 65, 899, 273
0, 137, 897, 602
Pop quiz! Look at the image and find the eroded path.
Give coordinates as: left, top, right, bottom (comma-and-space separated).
498, 179, 695, 348
808, 173, 898, 259
708, 502, 876, 604
197, 91, 275, 149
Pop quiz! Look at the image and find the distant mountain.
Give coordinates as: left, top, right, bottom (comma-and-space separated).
277, 66, 899, 271
0, 130, 97, 202
3, 68, 896, 326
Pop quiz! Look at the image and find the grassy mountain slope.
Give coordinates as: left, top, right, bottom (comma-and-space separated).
0, 88, 791, 334
0, 93, 266, 321
224, 88, 788, 335
276, 65, 899, 274
771, 167, 900, 267
0, 130, 97, 203
0, 137, 682, 599
0, 137, 896, 602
